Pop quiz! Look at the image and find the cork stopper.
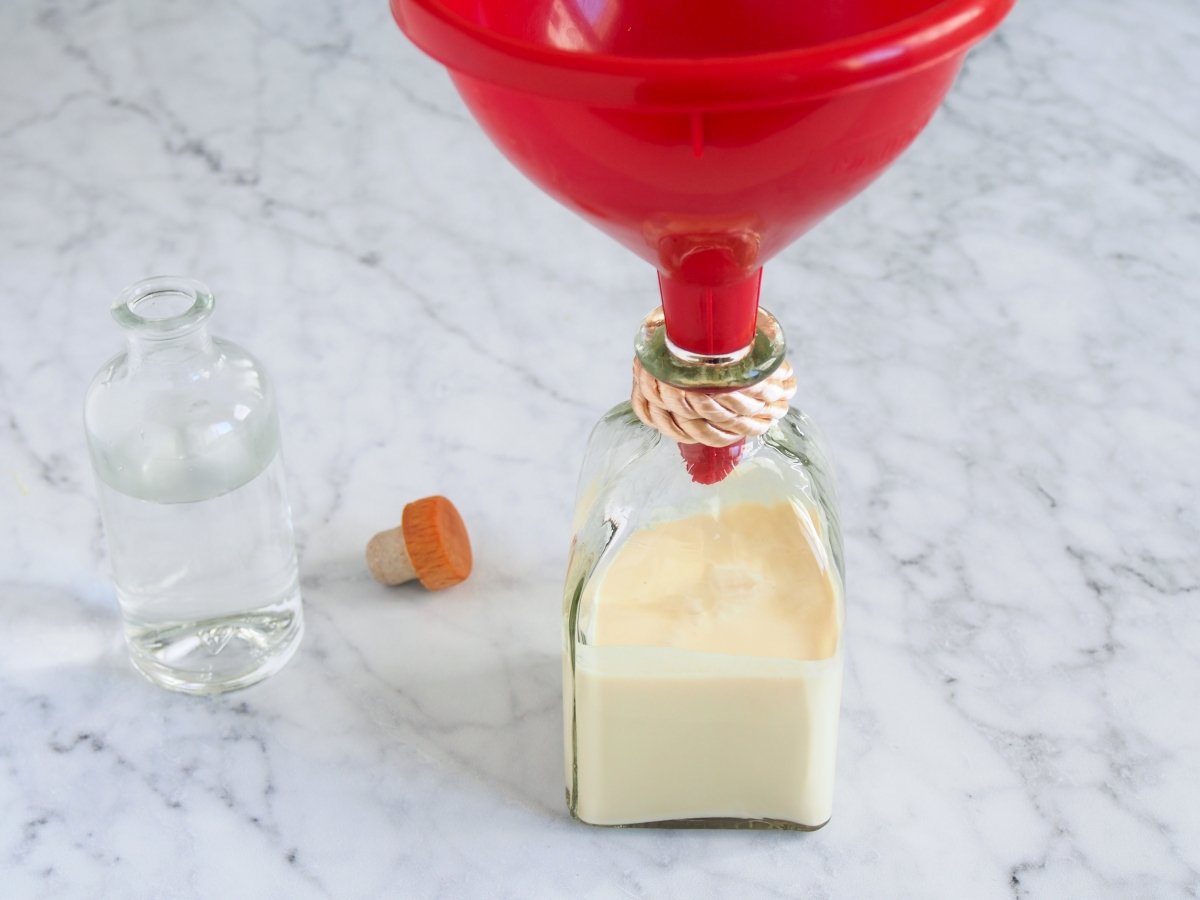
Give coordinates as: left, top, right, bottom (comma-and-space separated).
366, 496, 472, 590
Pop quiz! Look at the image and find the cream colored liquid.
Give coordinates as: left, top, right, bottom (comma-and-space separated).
567, 501, 842, 827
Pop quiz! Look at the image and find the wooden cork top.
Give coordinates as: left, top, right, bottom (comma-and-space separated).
366, 496, 473, 590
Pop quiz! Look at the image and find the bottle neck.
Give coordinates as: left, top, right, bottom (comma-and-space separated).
111, 276, 217, 368
634, 305, 788, 393
126, 326, 215, 367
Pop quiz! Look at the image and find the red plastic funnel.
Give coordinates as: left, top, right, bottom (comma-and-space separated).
392, 0, 1013, 356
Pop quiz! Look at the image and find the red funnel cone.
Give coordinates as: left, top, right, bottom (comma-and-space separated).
392, 0, 1013, 356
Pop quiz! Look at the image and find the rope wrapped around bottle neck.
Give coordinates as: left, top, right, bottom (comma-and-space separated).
630, 356, 796, 448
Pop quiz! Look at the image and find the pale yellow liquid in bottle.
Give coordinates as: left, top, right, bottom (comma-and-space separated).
568, 501, 842, 827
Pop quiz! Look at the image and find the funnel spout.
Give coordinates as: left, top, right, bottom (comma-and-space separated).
658, 268, 762, 360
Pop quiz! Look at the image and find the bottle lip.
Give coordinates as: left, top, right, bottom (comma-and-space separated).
111, 276, 214, 337
635, 305, 787, 391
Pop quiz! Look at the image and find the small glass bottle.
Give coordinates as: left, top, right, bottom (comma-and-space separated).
563, 308, 845, 829
84, 277, 304, 694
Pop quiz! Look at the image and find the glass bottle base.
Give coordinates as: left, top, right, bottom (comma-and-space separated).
123, 592, 304, 695
567, 795, 829, 831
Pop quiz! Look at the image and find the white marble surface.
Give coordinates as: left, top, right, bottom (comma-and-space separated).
2, 0, 1198, 896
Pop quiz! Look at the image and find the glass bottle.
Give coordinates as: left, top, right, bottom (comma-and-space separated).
563, 308, 845, 829
84, 277, 304, 694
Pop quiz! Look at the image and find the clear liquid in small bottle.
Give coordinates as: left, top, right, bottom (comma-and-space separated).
96, 452, 303, 694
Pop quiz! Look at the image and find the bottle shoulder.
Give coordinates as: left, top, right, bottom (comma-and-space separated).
86, 336, 271, 408
579, 402, 836, 495
85, 335, 280, 502
570, 401, 843, 580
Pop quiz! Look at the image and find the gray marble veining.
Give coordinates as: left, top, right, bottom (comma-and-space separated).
2, 0, 1198, 897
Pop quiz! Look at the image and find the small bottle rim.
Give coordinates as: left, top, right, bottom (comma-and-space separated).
111, 276, 215, 337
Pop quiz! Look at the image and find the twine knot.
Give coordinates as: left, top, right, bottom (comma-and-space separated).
630, 357, 796, 447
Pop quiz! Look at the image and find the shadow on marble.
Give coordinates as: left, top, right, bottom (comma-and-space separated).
269, 564, 571, 819
390, 655, 567, 816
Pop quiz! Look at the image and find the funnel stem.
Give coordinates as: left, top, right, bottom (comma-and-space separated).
657, 268, 762, 359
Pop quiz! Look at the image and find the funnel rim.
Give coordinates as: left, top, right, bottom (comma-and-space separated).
392, 0, 1015, 107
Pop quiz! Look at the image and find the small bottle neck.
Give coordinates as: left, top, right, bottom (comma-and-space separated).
112, 276, 217, 367
126, 325, 214, 366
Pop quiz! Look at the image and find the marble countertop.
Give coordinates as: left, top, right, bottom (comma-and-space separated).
3, 0, 1198, 897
